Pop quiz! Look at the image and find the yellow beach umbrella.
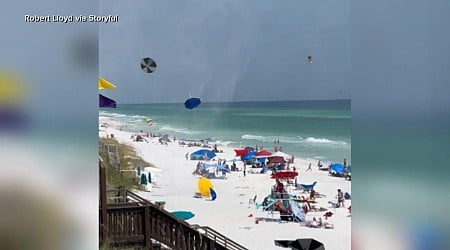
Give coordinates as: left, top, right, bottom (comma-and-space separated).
98, 77, 116, 90
197, 177, 213, 197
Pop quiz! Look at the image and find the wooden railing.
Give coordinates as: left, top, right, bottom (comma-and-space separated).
100, 160, 248, 250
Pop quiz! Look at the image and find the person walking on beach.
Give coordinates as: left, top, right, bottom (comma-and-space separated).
306, 163, 312, 172
243, 164, 246, 178
343, 159, 347, 167
337, 189, 345, 207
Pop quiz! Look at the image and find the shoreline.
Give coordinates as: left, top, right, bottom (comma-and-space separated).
99, 115, 351, 250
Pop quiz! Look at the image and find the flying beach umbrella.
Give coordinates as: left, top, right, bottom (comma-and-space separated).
140, 57, 157, 73
184, 97, 201, 109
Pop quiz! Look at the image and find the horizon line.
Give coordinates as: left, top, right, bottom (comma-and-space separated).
118, 98, 351, 105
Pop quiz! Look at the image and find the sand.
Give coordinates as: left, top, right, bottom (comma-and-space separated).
99, 116, 351, 250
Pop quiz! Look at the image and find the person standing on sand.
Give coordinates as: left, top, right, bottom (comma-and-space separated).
318, 160, 323, 169
337, 189, 345, 207
306, 163, 312, 172
344, 159, 347, 167
243, 164, 246, 178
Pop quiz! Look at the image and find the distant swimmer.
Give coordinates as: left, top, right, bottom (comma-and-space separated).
308, 56, 313, 64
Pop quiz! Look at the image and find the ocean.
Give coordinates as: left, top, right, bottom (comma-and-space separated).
100, 100, 351, 163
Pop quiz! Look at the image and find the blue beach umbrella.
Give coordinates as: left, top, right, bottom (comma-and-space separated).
241, 151, 256, 161
171, 211, 195, 220
192, 149, 216, 159
330, 163, 344, 174
184, 97, 201, 109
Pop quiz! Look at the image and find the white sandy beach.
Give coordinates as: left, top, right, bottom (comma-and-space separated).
100, 116, 351, 250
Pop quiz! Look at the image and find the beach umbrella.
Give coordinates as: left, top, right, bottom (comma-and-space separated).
255, 150, 272, 158
184, 97, 201, 109
269, 151, 292, 159
197, 177, 213, 197
140, 57, 157, 73
271, 171, 298, 179
268, 156, 286, 164
274, 238, 325, 250
234, 148, 251, 157
140, 173, 148, 185
192, 149, 216, 160
171, 211, 195, 220
98, 77, 116, 90
99, 94, 117, 108
137, 165, 141, 176
241, 151, 256, 161
330, 163, 344, 175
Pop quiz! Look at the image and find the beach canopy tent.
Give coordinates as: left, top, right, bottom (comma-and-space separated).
99, 94, 117, 108
184, 97, 201, 109
330, 163, 345, 175
268, 156, 286, 164
271, 171, 298, 179
270, 151, 292, 159
191, 149, 216, 160
198, 177, 214, 197
274, 238, 325, 250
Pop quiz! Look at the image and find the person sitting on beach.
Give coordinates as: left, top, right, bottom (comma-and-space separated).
273, 180, 286, 198
337, 189, 345, 207
306, 217, 319, 228
318, 160, 323, 169
309, 189, 316, 201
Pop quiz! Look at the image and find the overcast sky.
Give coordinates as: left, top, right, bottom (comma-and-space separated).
100, 0, 350, 104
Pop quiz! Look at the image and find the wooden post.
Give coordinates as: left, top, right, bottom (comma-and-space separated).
99, 157, 108, 242
144, 206, 152, 249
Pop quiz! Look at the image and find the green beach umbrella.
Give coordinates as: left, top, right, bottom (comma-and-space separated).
140, 173, 148, 185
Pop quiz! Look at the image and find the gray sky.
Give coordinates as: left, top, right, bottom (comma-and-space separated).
100, 0, 350, 103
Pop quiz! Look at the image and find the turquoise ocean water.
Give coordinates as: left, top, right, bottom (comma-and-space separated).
100, 100, 351, 163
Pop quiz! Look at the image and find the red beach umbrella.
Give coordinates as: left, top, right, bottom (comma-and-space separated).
255, 150, 272, 157
271, 171, 298, 179
234, 148, 251, 157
